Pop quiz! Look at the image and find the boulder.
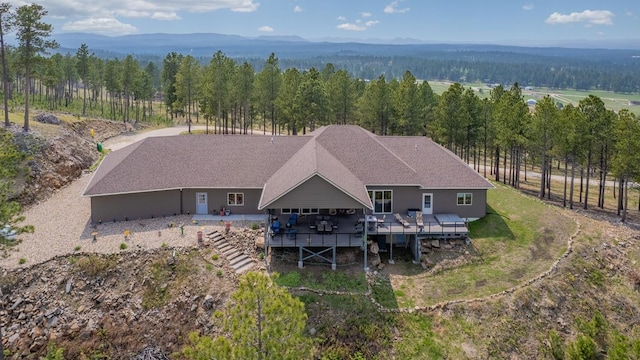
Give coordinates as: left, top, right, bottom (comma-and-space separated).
34, 113, 61, 125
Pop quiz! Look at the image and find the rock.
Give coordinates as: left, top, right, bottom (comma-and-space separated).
370, 242, 379, 254
10, 297, 23, 311
370, 254, 381, 267
47, 316, 59, 328
34, 113, 61, 125
66, 278, 73, 294
443, 244, 453, 250
77, 305, 85, 314
255, 236, 265, 249
202, 294, 215, 309
309, 327, 317, 336
85, 318, 98, 332
166, 256, 176, 267
7, 332, 20, 345
431, 240, 440, 248
377, 262, 385, 270
45, 308, 60, 318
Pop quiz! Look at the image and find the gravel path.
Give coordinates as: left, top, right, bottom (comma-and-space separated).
1, 130, 224, 271
103, 125, 207, 151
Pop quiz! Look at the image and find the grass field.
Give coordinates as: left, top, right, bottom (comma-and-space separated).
382, 181, 575, 308
427, 80, 640, 115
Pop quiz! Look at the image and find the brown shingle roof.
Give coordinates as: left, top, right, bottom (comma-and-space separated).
84, 125, 492, 200
259, 140, 372, 209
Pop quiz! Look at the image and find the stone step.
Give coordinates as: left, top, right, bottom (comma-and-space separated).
229, 254, 248, 266
207, 231, 219, 236
216, 244, 235, 253
211, 240, 225, 247
226, 251, 242, 261
233, 259, 255, 273
221, 247, 237, 255
210, 234, 224, 242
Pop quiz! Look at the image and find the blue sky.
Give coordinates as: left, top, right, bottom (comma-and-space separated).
7, 0, 639, 44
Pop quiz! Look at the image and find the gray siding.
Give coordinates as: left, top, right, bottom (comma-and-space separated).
90, 190, 181, 223
182, 189, 263, 215
429, 189, 487, 219
269, 175, 366, 209
366, 186, 487, 219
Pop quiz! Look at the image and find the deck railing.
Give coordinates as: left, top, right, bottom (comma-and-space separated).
266, 219, 468, 248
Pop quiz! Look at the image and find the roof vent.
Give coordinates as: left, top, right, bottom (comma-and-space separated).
415, 144, 418, 151
270, 137, 274, 144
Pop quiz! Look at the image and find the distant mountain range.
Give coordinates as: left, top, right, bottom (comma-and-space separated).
45, 32, 640, 59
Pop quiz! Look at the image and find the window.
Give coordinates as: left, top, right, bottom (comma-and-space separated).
457, 193, 472, 206
281, 208, 318, 214
227, 193, 244, 206
368, 190, 392, 214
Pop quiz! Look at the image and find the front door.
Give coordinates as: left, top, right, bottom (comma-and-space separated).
422, 193, 433, 215
196, 192, 208, 215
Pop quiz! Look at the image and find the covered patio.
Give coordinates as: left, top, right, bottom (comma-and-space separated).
265, 211, 468, 270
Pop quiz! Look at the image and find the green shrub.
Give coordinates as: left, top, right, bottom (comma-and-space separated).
275, 271, 302, 287
74, 245, 81, 251
216, 270, 223, 277
251, 223, 260, 230
205, 263, 214, 271
18, 257, 26, 264
211, 254, 219, 261
120, 243, 128, 250
566, 334, 597, 360
548, 330, 565, 360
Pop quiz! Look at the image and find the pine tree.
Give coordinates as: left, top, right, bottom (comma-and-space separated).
180, 272, 314, 359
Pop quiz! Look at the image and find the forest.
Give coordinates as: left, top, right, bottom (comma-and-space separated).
1, 4, 640, 223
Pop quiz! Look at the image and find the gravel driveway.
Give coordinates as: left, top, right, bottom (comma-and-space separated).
0, 126, 221, 270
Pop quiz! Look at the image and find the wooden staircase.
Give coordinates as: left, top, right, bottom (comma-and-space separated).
208, 231, 256, 274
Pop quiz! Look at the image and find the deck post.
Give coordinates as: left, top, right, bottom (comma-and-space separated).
388, 235, 394, 264
332, 246, 336, 270
363, 213, 369, 272
298, 246, 303, 269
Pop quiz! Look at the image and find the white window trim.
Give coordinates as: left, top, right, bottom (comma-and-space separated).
227, 192, 245, 206
457, 193, 472, 206
368, 190, 393, 214
281, 208, 319, 214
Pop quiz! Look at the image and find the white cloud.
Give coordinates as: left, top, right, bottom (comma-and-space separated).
62, 17, 138, 35
294, 5, 302, 13
625, 10, 634, 17
336, 15, 346, 21
13, 0, 259, 21
337, 17, 378, 32
522, 4, 534, 11
545, 10, 614, 25
361, 12, 372, 17
151, 12, 180, 21
258, 25, 274, 32
384, 1, 409, 14
337, 23, 366, 31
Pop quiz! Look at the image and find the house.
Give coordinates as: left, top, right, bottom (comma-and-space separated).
84, 125, 493, 268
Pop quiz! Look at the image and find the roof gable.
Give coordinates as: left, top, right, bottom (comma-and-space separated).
259, 139, 371, 209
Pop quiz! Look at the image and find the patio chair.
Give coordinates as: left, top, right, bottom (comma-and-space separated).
270, 220, 281, 234
287, 213, 298, 227
286, 228, 297, 240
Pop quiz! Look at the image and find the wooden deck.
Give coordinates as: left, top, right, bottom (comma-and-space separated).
267, 213, 468, 248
